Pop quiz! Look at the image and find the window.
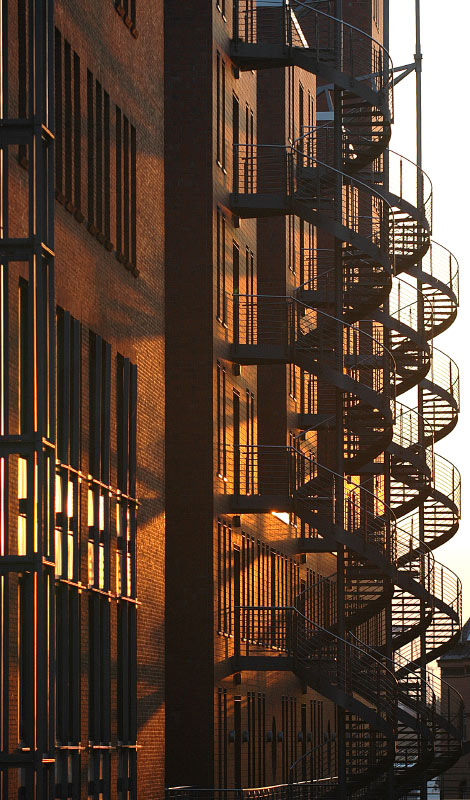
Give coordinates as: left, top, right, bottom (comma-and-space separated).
282, 696, 288, 783
288, 215, 296, 274
217, 362, 227, 479
234, 696, 242, 788
217, 688, 228, 789
233, 240, 240, 339
248, 692, 256, 785
299, 83, 304, 143
57, 308, 81, 469
116, 354, 138, 785
289, 362, 297, 401
373, 0, 380, 31
216, 53, 226, 170
217, 520, 232, 635
88, 752, 111, 799
115, 0, 138, 37
244, 248, 255, 344
19, 279, 30, 433
258, 693, 266, 785
17, 0, 28, 164
116, 106, 138, 273
233, 94, 239, 192
217, 208, 227, 324
87, 73, 112, 246
310, 700, 324, 779
233, 389, 240, 494
118, 750, 137, 799
245, 103, 254, 191
88, 332, 111, 746
307, 91, 315, 158
245, 389, 255, 494
55, 30, 83, 218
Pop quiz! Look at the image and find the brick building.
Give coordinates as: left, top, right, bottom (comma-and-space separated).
165, 1, 464, 798
0, 0, 164, 798
0, 0, 464, 799
439, 619, 470, 798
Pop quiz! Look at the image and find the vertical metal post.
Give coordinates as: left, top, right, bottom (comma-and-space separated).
414, 3, 428, 800
333, 2, 347, 797
0, 0, 55, 795
415, 0, 422, 181
382, 3, 395, 798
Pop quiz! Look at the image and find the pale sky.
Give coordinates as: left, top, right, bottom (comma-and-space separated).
390, 2, 470, 621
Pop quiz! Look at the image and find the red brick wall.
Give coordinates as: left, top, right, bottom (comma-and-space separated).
3, 0, 165, 795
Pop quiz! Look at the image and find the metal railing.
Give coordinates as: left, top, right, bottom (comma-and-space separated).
421, 240, 459, 306
233, 144, 396, 265
432, 452, 461, 516
426, 347, 460, 411
233, 0, 393, 118
234, 606, 397, 729
386, 149, 433, 231
166, 783, 338, 800
233, 295, 395, 402
227, 444, 397, 563
393, 402, 434, 475
389, 277, 433, 339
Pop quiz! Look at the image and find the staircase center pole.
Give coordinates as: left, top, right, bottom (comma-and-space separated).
333, 1, 346, 798
414, 2, 429, 799
383, 3, 395, 794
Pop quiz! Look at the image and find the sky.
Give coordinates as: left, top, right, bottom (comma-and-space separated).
389, 2, 470, 621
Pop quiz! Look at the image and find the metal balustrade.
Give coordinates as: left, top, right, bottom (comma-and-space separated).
233, 144, 395, 263
228, 444, 396, 566
386, 150, 433, 232
421, 346, 460, 444
232, 0, 393, 173
414, 241, 459, 341
166, 783, 339, 800
389, 277, 432, 337
222, 4, 463, 798
233, 604, 397, 790
296, 246, 391, 322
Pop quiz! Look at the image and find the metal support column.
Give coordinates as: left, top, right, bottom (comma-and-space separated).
383, 5, 396, 798
413, 3, 428, 799
333, 2, 346, 797
0, 0, 55, 796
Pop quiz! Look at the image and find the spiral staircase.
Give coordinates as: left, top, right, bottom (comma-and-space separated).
166, 3, 464, 799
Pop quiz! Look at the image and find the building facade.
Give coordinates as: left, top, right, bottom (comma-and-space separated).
439, 619, 470, 798
0, 0, 464, 798
0, 0, 164, 798
165, 1, 463, 798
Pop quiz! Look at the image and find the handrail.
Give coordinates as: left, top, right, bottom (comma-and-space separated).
233, 141, 396, 206
232, 294, 396, 412
387, 148, 433, 223
233, 293, 395, 365
389, 277, 433, 336
235, 604, 397, 685
393, 402, 434, 466
421, 240, 459, 305
291, 0, 393, 61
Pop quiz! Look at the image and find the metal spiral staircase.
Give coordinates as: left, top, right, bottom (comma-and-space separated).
232, 297, 395, 468
169, 3, 464, 799
232, 0, 394, 171
228, 141, 462, 800
234, 605, 397, 797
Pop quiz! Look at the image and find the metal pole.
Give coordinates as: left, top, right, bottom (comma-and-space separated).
333, 3, 347, 798
383, 0, 389, 51
414, 4, 429, 800
415, 0, 422, 175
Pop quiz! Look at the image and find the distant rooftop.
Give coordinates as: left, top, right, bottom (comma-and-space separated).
439, 618, 470, 662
